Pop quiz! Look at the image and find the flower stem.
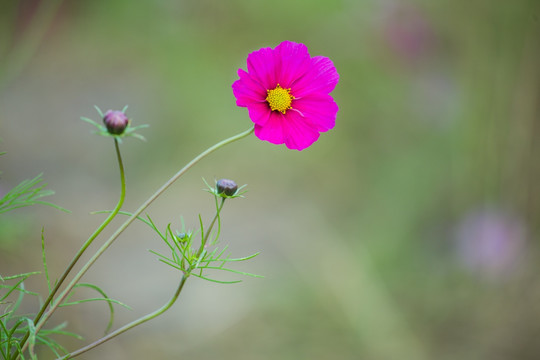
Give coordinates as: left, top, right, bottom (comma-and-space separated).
61, 197, 228, 359
61, 273, 189, 360
14, 137, 126, 359
31, 126, 253, 356
197, 197, 225, 258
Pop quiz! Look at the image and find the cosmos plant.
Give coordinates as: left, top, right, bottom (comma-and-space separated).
0, 41, 338, 359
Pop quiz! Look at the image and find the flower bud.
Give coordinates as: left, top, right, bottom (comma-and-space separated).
216, 179, 238, 197
103, 110, 129, 135
176, 232, 188, 244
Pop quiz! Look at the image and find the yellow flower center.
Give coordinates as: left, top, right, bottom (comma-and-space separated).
266, 84, 294, 114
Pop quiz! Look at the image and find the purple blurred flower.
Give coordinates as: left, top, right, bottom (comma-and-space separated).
454, 208, 526, 279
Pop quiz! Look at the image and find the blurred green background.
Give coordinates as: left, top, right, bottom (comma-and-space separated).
1, 0, 540, 359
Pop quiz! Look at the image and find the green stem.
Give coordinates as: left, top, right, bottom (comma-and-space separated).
34, 126, 253, 355
14, 138, 126, 359
62, 274, 189, 360
62, 196, 228, 359
197, 197, 225, 259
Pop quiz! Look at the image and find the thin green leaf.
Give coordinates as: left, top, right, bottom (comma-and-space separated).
59, 297, 131, 308
200, 246, 221, 265
39, 322, 80, 338
0, 272, 40, 281
146, 215, 167, 241
0, 285, 40, 299
7, 319, 24, 340
27, 200, 69, 213
24, 317, 37, 360
204, 251, 261, 263
160, 224, 176, 252
0, 319, 25, 359
126, 124, 149, 131
41, 228, 51, 294
42, 329, 82, 340
220, 252, 261, 262
91, 210, 153, 227
93, 105, 104, 118
157, 259, 185, 273
0, 277, 28, 304
204, 245, 229, 263
35, 333, 70, 358
148, 250, 172, 262
150, 230, 193, 267
0, 341, 7, 359
11, 342, 25, 360
200, 266, 263, 278
35, 336, 63, 358
190, 273, 242, 284
0, 173, 69, 214
193, 249, 207, 270
166, 226, 183, 264
198, 214, 204, 247
61, 283, 131, 334
0, 317, 20, 358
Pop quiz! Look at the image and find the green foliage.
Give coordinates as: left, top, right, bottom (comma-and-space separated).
0, 173, 68, 215
1, 233, 132, 359
147, 214, 262, 284
0, 273, 76, 360
173, 188, 258, 283
108, 195, 261, 284
40, 230, 131, 337
95, 184, 261, 285
59, 283, 131, 335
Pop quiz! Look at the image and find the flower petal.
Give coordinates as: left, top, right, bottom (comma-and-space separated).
254, 111, 286, 145
232, 69, 266, 107
292, 94, 338, 132
247, 47, 277, 88
274, 41, 312, 89
292, 56, 339, 98
281, 110, 321, 150
247, 102, 272, 126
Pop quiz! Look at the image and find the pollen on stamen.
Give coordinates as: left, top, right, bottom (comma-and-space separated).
266, 84, 294, 114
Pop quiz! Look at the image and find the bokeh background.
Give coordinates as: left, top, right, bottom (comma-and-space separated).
1, 0, 540, 359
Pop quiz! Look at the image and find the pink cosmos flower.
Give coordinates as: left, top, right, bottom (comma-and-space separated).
232, 41, 339, 150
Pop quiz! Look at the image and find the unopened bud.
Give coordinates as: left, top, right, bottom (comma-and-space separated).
103, 110, 129, 135
216, 179, 238, 197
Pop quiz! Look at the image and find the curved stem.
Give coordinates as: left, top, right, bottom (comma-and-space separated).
34, 126, 253, 353
62, 196, 228, 359
15, 138, 126, 359
62, 274, 189, 359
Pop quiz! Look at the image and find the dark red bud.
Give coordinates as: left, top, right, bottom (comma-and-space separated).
216, 179, 238, 196
103, 110, 129, 135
